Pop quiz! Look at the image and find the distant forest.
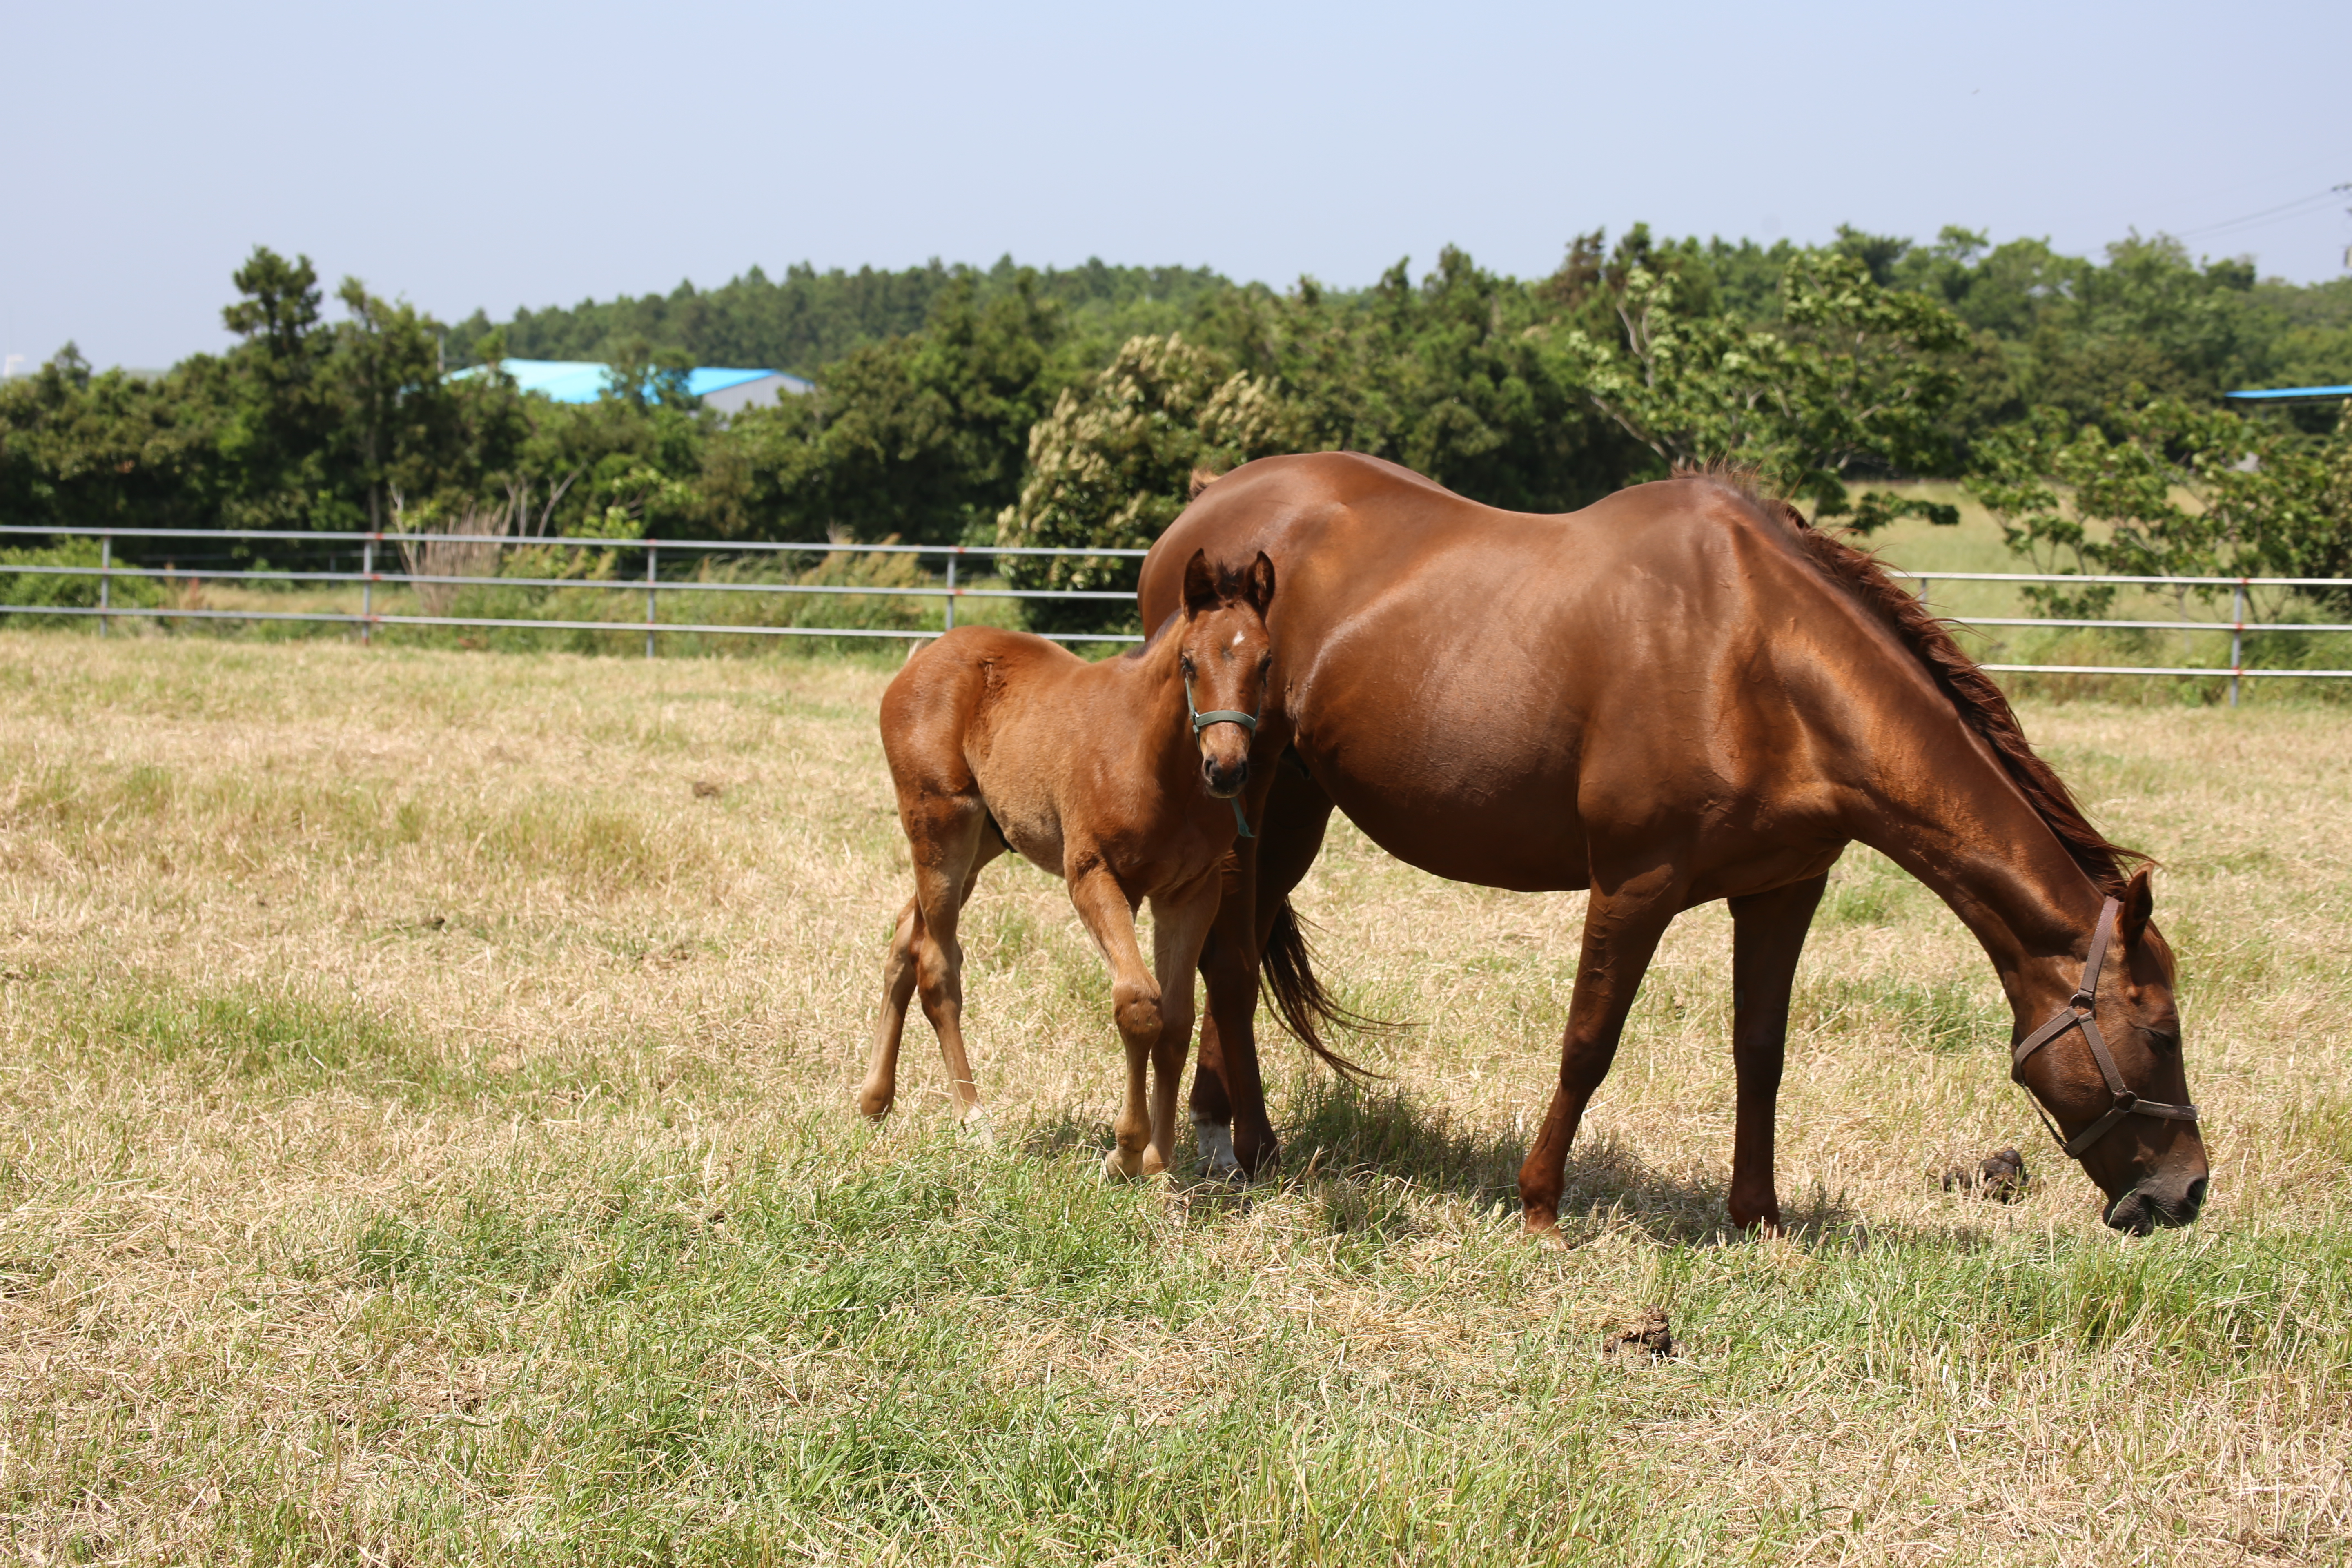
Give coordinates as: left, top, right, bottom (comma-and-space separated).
446, 257, 1236, 381
451, 228, 2352, 423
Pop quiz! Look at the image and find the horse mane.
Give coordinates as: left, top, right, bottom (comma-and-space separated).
1689, 467, 2146, 896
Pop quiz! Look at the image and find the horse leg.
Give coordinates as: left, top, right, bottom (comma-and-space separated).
863, 826, 1005, 1120
905, 805, 999, 1126
1518, 864, 1685, 1241
1066, 864, 1167, 1179
1146, 871, 1222, 1177
1192, 765, 1335, 1176
858, 896, 924, 1118
1724, 874, 1828, 1232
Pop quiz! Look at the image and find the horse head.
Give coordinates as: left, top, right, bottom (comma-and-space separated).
2013, 867, 2210, 1234
1178, 548, 1276, 800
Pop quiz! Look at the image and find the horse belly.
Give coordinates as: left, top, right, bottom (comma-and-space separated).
1334, 773, 1592, 891
1307, 690, 1593, 892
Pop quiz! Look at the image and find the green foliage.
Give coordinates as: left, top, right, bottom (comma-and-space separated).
445, 255, 1236, 377
996, 334, 1294, 630
335, 276, 528, 530
1258, 246, 1639, 511
0, 535, 162, 621
1559, 252, 1969, 519
723, 274, 1075, 546
1967, 398, 2352, 616
0, 345, 231, 532
6, 226, 2351, 630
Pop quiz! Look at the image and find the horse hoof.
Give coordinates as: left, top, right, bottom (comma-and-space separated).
1193, 1120, 1244, 1182
1521, 1214, 1570, 1251
960, 1112, 996, 1148
1102, 1147, 1144, 1180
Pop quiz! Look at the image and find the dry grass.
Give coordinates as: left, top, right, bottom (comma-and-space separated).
1, 631, 2348, 1564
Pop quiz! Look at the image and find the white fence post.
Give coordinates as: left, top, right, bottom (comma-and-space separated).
645, 544, 658, 659
2230, 581, 2246, 708
361, 535, 375, 646
98, 535, 111, 637
944, 550, 957, 631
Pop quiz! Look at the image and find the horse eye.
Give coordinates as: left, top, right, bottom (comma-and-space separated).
2144, 1026, 2180, 1055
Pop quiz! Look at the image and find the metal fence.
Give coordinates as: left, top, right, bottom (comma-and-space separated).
2, 524, 2348, 702
1891, 568, 2352, 704
0, 524, 1152, 653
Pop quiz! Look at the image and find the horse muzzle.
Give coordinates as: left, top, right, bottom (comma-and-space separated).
2103, 1173, 2209, 1235
1202, 755, 1250, 798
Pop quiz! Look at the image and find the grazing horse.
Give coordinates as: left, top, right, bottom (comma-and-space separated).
1138, 453, 2208, 1237
864, 549, 1283, 1177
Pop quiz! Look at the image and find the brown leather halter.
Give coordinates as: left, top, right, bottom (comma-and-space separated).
2011, 896, 2200, 1160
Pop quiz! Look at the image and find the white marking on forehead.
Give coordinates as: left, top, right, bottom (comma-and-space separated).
1230, 631, 1244, 647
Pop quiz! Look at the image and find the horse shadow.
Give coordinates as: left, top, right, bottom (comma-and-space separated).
1012, 1078, 2015, 1250
1270, 1076, 1776, 1246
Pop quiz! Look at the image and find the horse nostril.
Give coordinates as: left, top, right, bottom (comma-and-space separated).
2181, 1176, 2209, 1218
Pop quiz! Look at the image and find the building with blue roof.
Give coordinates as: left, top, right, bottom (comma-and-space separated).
454, 359, 813, 413
2225, 385, 2352, 404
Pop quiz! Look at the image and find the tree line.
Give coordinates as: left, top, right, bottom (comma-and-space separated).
2, 227, 2347, 613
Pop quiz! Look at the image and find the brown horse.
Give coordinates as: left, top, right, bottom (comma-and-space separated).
1137, 453, 2209, 1237
864, 549, 1281, 1177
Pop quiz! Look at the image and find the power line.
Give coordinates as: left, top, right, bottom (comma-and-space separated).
2174, 183, 2349, 241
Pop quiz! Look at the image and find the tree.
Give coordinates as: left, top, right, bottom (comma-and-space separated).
716, 272, 1073, 545
1556, 252, 1968, 527
333, 278, 529, 531
995, 334, 1294, 630
1967, 396, 2352, 617
218, 246, 342, 529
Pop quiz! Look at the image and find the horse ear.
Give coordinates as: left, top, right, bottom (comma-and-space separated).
1245, 550, 1276, 616
2119, 866, 2154, 948
1181, 548, 1218, 618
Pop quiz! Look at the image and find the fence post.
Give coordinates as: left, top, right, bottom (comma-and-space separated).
98, 534, 111, 638
361, 535, 375, 646
944, 549, 957, 631
2230, 580, 2246, 708
645, 543, 658, 659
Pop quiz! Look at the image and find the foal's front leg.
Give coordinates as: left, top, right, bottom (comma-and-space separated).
1067, 863, 1163, 1179
1146, 870, 1223, 1176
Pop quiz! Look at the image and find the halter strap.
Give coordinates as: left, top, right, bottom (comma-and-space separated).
1184, 674, 1261, 840
2010, 895, 2199, 1159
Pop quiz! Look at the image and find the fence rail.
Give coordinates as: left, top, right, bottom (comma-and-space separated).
0, 524, 1152, 650
2, 526, 2348, 699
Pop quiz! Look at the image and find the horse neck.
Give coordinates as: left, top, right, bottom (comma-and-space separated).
1837, 678, 2108, 988
1103, 624, 1198, 774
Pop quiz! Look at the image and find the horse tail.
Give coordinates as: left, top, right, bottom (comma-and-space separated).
1258, 897, 1386, 1082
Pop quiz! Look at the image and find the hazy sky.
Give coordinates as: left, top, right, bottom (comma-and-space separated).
6, 0, 2348, 372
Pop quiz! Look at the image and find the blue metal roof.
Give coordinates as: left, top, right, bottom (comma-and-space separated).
451, 359, 809, 404
2225, 385, 2352, 402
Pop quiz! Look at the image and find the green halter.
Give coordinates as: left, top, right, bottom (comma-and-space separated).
1185, 673, 1260, 840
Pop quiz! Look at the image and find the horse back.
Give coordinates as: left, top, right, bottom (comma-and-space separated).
1141, 454, 1909, 891
879, 625, 1114, 861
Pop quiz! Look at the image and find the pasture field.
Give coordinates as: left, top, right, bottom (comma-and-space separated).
2, 631, 2349, 1565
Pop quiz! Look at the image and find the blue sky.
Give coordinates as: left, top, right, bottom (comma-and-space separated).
5, 0, 2348, 372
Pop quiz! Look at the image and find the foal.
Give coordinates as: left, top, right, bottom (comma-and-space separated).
862, 549, 1277, 1176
